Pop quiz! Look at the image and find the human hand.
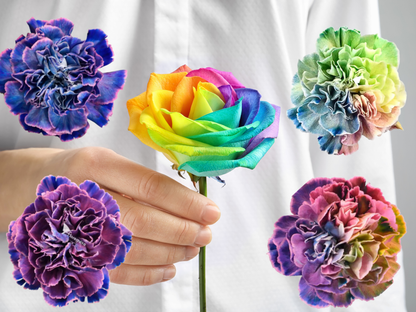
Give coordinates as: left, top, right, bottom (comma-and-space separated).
0, 147, 221, 285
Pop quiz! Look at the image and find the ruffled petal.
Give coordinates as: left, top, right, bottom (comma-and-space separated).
86, 29, 113, 66
4, 81, 29, 115
299, 277, 329, 308
0, 49, 12, 93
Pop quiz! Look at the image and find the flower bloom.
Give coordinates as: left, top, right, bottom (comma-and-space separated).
127, 65, 280, 177
7, 176, 132, 306
288, 27, 406, 154
268, 177, 406, 308
0, 18, 126, 141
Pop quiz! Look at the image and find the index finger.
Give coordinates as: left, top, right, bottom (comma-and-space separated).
80, 147, 221, 225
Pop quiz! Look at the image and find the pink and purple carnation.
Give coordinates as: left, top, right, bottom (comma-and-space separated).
0, 18, 126, 141
268, 177, 406, 308
7, 176, 132, 306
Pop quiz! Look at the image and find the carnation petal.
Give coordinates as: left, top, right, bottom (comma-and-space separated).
86, 29, 113, 66
59, 124, 90, 142
38, 25, 65, 42
299, 277, 329, 307
290, 178, 333, 215
0, 48, 12, 93
360, 34, 399, 67
25, 106, 53, 131
291, 234, 309, 267
275, 215, 298, 231
19, 256, 38, 285
41, 268, 64, 287
89, 243, 118, 267
43, 279, 73, 299
317, 27, 361, 54
290, 73, 306, 106
36, 175, 75, 195
43, 289, 78, 307
297, 53, 320, 91
48, 18, 74, 36
101, 217, 122, 245
27, 18, 48, 33
48, 107, 88, 134
317, 133, 342, 155
297, 104, 327, 135
268, 238, 282, 272
86, 102, 113, 127
106, 241, 127, 270
351, 280, 393, 301
303, 261, 331, 287
75, 269, 104, 297
89, 70, 126, 104
4, 81, 29, 115
79, 181, 118, 216
10, 39, 31, 73
25, 211, 50, 242
320, 112, 360, 136
22, 38, 53, 69
87, 269, 110, 303
350, 252, 374, 280
315, 289, 354, 308
19, 114, 45, 134
56, 184, 84, 200
287, 107, 306, 132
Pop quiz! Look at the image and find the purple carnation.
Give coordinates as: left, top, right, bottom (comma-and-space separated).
7, 176, 132, 307
268, 177, 406, 308
0, 18, 126, 141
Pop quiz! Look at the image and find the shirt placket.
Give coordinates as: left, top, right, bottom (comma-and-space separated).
154, 1, 195, 311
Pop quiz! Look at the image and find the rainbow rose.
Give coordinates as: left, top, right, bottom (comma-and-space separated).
127, 65, 280, 177
268, 177, 406, 308
288, 27, 406, 155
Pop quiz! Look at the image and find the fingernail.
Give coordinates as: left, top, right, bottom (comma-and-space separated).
163, 266, 176, 281
185, 246, 199, 260
202, 205, 221, 223
194, 227, 211, 247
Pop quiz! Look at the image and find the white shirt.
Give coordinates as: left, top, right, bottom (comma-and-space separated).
0, 0, 406, 311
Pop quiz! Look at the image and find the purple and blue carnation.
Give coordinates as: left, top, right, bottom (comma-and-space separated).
268, 177, 406, 308
0, 18, 126, 141
7, 176, 132, 306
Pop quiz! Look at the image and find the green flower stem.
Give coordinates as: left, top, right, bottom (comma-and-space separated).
198, 176, 207, 312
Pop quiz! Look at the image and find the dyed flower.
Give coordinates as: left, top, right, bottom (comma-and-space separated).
127, 65, 280, 177
268, 177, 406, 308
288, 27, 406, 154
0, 18, 126, 141
7, 176, 132, 306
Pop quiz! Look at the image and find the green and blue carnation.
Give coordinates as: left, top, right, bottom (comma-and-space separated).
288, 27, 406, 155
